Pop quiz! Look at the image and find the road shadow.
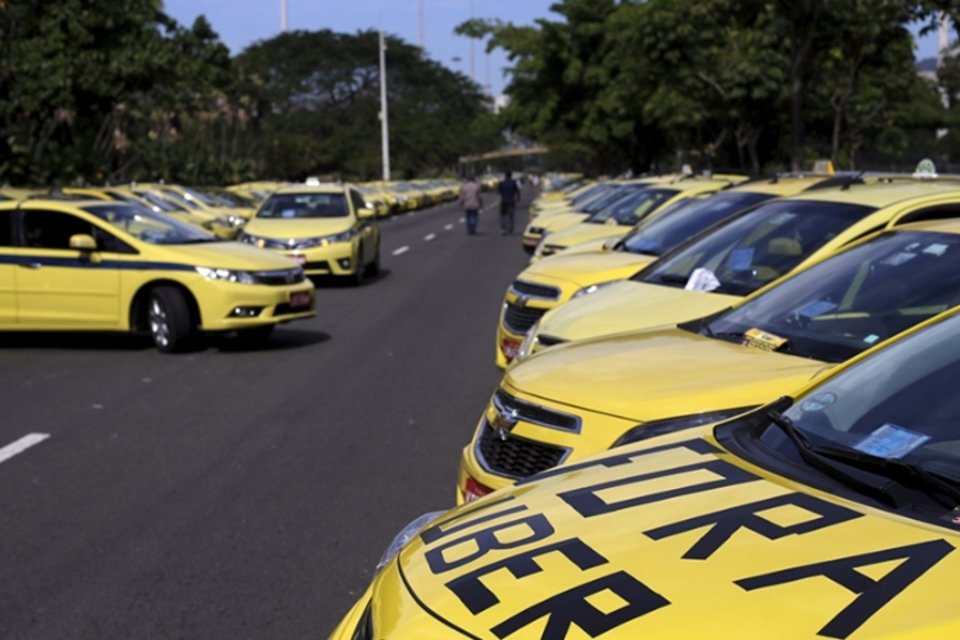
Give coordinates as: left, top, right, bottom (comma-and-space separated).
0, 332, 154, 351
211, 328, 332, 353
309, 269, 392, 288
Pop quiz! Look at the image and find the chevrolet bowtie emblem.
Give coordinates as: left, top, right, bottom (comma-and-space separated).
491, 406, 520, 441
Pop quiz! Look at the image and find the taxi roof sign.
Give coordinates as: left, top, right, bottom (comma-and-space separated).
812, 159, 835, 175
913, 159, 939, 179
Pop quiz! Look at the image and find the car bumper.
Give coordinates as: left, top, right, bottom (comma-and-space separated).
194, 279, 316, 331
277, 243, 359, 276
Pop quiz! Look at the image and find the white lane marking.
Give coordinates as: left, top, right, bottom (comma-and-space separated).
458, 217, 465, 223
444, 224, 454, 231
0, 433, 50, 466
424, 233, 436, 242
392, 246, 410, 256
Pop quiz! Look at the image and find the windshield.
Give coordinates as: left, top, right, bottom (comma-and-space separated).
256, 192, 349, 219
577, 185, 646, 215
83, 204, 216, 244
639, 199, 875, 296
568, 184, 609, 207
586, 188, 679, 225
754, 311, 960, 510
132, 190, 188, 213
700, 231, 960, 362
622, 191, 773, 257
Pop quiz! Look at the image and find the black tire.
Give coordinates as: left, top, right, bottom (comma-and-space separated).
350, 245, 365, 286
365, 242, 381, 277
148, 286, 194, 353
235, 325, 274, 345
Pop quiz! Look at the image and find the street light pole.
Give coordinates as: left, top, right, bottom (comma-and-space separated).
280, 0, 288, 32
379, 30, 391, 181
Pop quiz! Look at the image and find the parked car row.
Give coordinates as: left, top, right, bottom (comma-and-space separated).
330, 162, 960, 639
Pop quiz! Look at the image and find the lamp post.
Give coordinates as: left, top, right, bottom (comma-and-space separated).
379, 30, 391, 181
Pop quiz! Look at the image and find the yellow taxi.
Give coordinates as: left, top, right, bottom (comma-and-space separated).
332, 305, 960, 639
460, 218, 960, 500
531, 177, 746, 261
147, 183, 256, 233
527, 179, 595, 218
126, 184, 238, 238
238, 182, 380, 284
494, 176, 837, 367
524, 177, 960, 355
0, 197, 315, 352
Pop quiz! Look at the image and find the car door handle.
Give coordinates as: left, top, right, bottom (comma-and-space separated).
19, 262, 42, 269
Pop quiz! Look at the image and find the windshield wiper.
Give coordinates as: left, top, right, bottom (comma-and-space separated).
764, 403, 899, 507
173, 238, 220, 244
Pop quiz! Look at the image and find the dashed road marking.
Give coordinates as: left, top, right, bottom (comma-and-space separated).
0, 433, 50, 466
458, 217, 465, 223
424, 233, 436, 241
392, 246, 410, 256
444, 224, 454, 231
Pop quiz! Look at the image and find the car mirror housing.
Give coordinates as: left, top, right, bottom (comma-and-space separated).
69, 234, 97, 251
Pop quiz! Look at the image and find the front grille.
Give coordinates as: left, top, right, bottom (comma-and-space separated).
304, 261, 331, 272
503, 303, 546, 334
511, 280, 560, 300
275, 301, 313, 315
536, 334, 568, 348
253, 268, 305, 286
477, 421, 568, 478
494, 390, 580, 432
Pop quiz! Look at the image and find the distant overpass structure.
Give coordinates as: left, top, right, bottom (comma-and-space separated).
458, 145, 550, 164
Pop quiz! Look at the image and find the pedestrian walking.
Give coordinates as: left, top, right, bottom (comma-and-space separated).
497, 171, 521, 235
458, 175, 483, 235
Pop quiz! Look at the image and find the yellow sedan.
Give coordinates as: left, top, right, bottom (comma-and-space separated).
332, 304, 960, 639
460, 218, 960, 500
239, 183, 381, 284
524, 178, 960, 355
0, 198, 314, 352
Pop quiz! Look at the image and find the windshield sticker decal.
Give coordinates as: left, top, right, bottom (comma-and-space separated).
923, 243, 949, 256
685, 268, 721, 292
729, 247, 755, 271
795, 299, 838, 319
801, 392, 838, 412
736, 539, 954, 638
863, 334, 880, 345
742, 328, 790, 352
880, 251, 916, 267
644, 493, 862, 560
853, 423, 931, 459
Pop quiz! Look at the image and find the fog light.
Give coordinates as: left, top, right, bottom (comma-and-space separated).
338, 258, 352, 270
229, 306, 264, 318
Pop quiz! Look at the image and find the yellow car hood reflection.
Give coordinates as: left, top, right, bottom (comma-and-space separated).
524, 251, 655, 289
243, 217, 354, 239
510, 328, 825, 421
538, 280, 739, 341
159, 242, 301, 271
392, 429, 960, 638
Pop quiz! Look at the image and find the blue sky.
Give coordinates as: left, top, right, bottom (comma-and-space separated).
163, 1, 945, 96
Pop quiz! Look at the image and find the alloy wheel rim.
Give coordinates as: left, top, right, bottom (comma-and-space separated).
148, 299, 170, 347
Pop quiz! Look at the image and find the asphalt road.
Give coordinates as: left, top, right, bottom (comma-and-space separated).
0, 191, 532, 639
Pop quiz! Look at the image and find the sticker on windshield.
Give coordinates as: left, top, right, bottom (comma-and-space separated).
729, 248, 755, 271
801, 392, 837, 413
863, 334, 880, 344
923, 243, 949, 257
794, 299, 837, 319
880, 252, 916, 267
853, 423, 931, 459
685, 268, 721, 292
741, 328, 789, 352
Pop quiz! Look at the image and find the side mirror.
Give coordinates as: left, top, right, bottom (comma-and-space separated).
69, 234, 97, 251
357, 207, 375, 220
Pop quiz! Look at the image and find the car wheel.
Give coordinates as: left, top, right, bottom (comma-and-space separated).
365, 243, 381, 277
148, 286, 194, 353
235, 325, 274, 345
350, 245, 365, 286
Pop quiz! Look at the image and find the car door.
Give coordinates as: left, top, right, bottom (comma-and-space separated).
350, 189, 377, 261
0, 206, 17, 327
13, 207, 122, 328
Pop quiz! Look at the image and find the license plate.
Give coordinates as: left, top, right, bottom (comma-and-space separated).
463, 477, 492, 503
289, 291, 311, 308
502, 339, 521, 361
289, 253, 306, 265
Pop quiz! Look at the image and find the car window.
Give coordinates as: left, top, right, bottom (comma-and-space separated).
83, 203, 214, 246
22, 210, 99, 249
256, 193, 349, 219
349, 190, 367, 213
587, 188, 679, 226
0, 211, 13, 246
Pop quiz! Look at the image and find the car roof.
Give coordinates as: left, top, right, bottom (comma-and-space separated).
272, 184, 352, 195
727, 175, 834, 196
775, 180, 960, 207
894, 217, 960, 235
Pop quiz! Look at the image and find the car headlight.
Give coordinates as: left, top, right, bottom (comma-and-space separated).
227, 214, 247, 228
299, 229, 357, 247
376, 511, 446, 572
516, 320, 540, 362
572, 280, 621, 299
195, 266, 257, 285
612, 407, 757, 447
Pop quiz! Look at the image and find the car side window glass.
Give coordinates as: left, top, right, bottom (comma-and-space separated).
894, 204, 960, 226
21, 210, 133, 253
0, 211, 14, 246
350, 190, 366, 214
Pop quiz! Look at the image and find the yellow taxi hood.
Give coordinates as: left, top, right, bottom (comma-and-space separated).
556, 237, 614, 255
507, 327, 825, 421
242, 217, 353, 239
395, 429, 960, 639
153, 241, 302, 270
523, 251, 654, 288
542, 222, 628, 247
538, 280, 739, 341
538, 211, 588, 232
